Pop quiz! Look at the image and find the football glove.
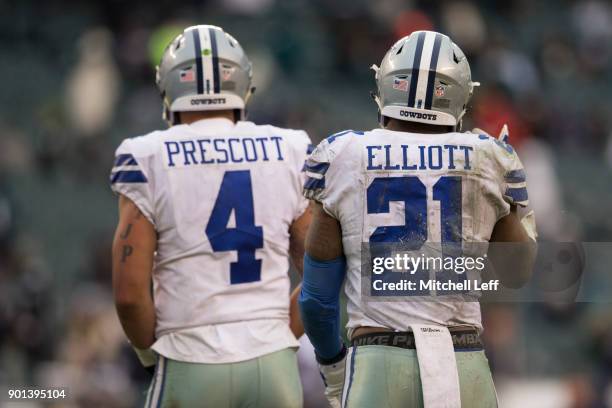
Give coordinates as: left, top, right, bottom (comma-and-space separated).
318, 345, 348, 408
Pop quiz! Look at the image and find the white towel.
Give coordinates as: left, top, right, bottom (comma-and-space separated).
410, 324, 461, 408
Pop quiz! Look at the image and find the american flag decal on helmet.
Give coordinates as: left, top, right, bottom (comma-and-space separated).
179, 67, 195, 82
393, 78, 409, 92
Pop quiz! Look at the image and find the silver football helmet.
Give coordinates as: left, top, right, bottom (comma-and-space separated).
156, 25, 254, 125
372, 30, 479, 128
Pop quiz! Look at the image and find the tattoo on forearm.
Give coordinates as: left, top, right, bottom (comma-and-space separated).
121, 245, 133, 262
120, 224, 133, 239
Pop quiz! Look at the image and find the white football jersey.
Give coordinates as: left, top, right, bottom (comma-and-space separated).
304, 129, 529, 332
110, 118, 311, 363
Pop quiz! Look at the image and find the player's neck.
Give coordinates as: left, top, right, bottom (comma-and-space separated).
385, 119, 454, 134
177, 110, 237, 125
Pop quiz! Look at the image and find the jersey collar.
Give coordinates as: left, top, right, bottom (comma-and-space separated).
189, 117, 235, 131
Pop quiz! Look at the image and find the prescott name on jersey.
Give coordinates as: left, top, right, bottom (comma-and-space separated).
110, 118, 312, 363
164, 135, 286, 167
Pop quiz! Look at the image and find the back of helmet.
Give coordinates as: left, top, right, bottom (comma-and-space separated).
373, 30, 478, 130
156, 25, 253, 125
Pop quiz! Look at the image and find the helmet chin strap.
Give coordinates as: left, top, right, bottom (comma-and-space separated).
239, 86, 256, 121
455, 109, 468, 132
378, 111, 391, 128
244, 86, 256, 104
161, 93, 175, 127
370, 91, 386, 128
162, 106, 172, 127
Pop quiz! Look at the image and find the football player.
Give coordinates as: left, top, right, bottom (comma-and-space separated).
299, 31, 536, 407
110, 25, 310, 407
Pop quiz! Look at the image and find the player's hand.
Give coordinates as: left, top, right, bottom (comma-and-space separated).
132, 346, 157, 374
318, 345, 348, 408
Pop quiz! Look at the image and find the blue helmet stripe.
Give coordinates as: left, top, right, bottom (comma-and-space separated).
407, 32, 426, 108
192, 29, 204, 94
209, 28, 221, 94
424, 33, 443, 110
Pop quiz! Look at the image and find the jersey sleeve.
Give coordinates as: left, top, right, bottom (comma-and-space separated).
302, 140, 330, 202
289, 130, 314, 220
303, 131, 356, 218
109, 138, 156, 226
487, 138, 529, 213
500, 147, 529, 208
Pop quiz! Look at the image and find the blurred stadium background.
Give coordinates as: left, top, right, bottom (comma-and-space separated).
2, 0, 612, 407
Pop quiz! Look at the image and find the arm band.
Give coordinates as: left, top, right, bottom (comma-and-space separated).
298, 254, 346, 361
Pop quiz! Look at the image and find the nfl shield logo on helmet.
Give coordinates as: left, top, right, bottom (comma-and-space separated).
435, 84, 445, 97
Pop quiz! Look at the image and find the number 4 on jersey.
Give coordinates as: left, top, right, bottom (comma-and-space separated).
206, 170, 264, 284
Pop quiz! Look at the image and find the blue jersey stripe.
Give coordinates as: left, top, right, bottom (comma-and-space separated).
302, 161, 330, 175
304, 176, 325, 190
114, 154, 137, 166
504, 169, 526, 183
111, 170, 148, 184
505, 187, 528, 202
327, 130, 352, 144
327, 130, 364, 144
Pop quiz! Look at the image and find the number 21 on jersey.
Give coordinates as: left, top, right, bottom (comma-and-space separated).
367, 175, 462, 249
